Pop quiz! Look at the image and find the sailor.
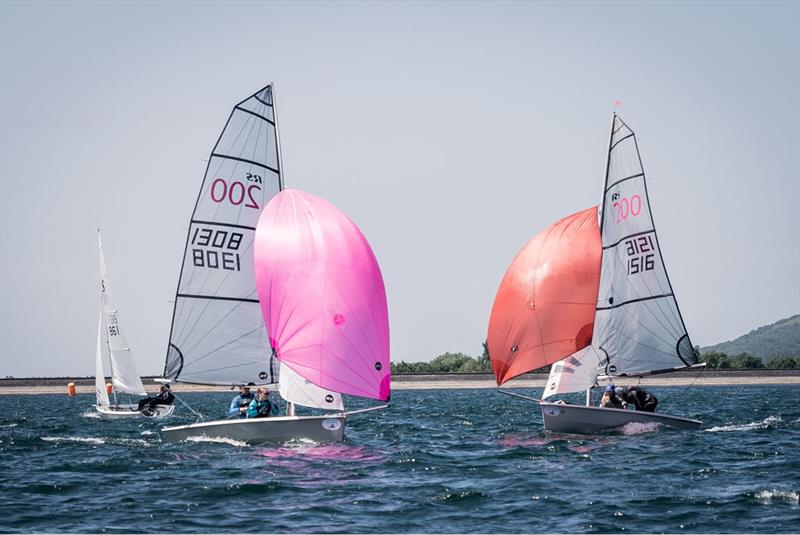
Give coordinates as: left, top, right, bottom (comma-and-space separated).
229, 382, 255, 418
246, 387, 276, 418
623, 386, 658, 412
136, 384, 175, 413
599, 383, 624, 409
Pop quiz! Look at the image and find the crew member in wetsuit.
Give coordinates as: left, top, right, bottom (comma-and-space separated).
229, 383, 255, 418
136, 385, 175, 412
599, 383, 624, 409
623, 386, 658, 412
246, 387, 277, 418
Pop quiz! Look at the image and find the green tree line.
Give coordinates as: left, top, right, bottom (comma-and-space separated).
390, 345, 800, 374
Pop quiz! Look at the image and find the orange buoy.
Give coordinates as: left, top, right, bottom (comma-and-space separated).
105, 383, 113, 395
67, 383, 76, 397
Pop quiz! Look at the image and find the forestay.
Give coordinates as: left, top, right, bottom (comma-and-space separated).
99, 233, 146, 396
164, 85, 282, 385
254, 189, 391, 401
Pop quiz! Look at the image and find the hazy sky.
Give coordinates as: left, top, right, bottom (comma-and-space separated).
1, 1, 798, 377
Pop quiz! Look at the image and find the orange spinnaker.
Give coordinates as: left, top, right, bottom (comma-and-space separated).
488, 206, 601, 385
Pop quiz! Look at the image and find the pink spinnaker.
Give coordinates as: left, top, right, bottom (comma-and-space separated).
254, 189, 390, 401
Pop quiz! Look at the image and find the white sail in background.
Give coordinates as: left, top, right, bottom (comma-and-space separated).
543, 115, 698, 399
278, 362, 344, 411
95, 315, 110, 407
99, 232, 147, 396
164, 85, 282, 385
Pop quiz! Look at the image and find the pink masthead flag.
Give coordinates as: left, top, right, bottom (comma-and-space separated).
254, 189, 390, 401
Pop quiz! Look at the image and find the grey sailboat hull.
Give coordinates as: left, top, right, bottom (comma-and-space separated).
540, 401, 701, 433
95, 404, 175, 418
161, 414, 346, 445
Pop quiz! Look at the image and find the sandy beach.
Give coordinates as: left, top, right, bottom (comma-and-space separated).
1, 370, 797, 395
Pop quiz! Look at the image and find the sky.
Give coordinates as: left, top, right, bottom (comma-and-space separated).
1, 0, 798, 377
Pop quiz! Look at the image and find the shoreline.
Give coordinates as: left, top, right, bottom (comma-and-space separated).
1, 370, 797, 395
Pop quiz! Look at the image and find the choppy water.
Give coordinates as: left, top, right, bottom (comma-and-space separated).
1, 385, 798, 533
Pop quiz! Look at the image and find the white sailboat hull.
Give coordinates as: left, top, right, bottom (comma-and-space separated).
161, 414, 346, 445
540, 401, 701, 433
95, 404, 176, 418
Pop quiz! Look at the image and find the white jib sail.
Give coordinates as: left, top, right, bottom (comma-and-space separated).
164, 85, 282, 385
99, 231, 147, 396
95, 314, 110, 407
278, 361, 344, 411
541, 346, 604, 400
592, 115, 697, 377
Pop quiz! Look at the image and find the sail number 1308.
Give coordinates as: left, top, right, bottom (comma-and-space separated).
191, 227, 244, 271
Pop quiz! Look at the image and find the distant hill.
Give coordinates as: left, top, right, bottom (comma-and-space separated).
702, 315, 800, 362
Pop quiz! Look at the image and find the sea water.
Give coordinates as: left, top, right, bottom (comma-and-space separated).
1, 385, 798, 533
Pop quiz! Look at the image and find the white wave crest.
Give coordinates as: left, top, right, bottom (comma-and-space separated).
620, 421, 661, 435
185, 435, 248, 447
0, 423, 18, 428
140, 430, 155, 436
81, 411, 101, 419
706, 416, 782, 433
42, 436, 105, 445
754, 489, 799, 504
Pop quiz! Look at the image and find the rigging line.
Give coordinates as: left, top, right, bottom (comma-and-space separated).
173, 391, 205, 422
659, 365, 705, 414
605, 246, 683, 339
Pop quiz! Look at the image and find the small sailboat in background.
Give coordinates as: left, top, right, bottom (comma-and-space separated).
95, 231, 175, 418
160, 84, 389, 445
488, 114, 703, 434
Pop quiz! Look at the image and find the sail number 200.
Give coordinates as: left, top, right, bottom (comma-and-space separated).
612, 194, 642, 223
209, 178, 261, 209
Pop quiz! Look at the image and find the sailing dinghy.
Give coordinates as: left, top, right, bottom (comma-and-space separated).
95, 231, 175, 418
487, 114, 702, 434
160, 84, 389, 445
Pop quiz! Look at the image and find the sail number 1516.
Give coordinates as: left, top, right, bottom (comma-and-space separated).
625, 234, 655, 275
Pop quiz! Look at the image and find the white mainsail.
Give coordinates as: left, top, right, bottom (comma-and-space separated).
278, 361, 344, 411
99, 232, 147, 396
543, 115, 698, 398
163, 85, 282, 386
95, 314, 110, 407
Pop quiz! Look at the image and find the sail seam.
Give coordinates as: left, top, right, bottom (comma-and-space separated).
235, 105, 275, 126
254, 94, 273, 107
596, 292, 674, 310
605, 173, 644, 192
210, 153, 279, 174
610, 132, 634, 151
190, 220, 257, 231
602, 229, 655, 250
177, 293, 259, 303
